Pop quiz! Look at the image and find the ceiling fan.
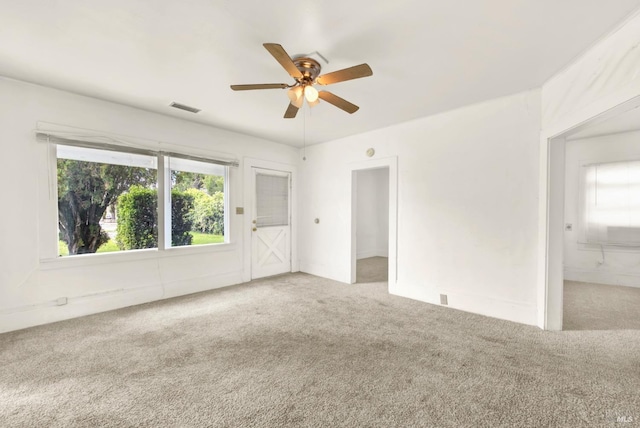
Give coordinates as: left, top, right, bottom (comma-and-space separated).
230, 43, 373, 118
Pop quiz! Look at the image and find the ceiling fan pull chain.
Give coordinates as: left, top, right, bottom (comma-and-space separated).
303, 107, 307, 161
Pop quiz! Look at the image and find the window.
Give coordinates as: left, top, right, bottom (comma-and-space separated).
581, 160, 640, 245
54, 142, 231, 257
57, 145, 158, 256
169, 157, 226, 247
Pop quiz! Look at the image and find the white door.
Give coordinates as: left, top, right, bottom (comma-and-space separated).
251, 168, 291, 279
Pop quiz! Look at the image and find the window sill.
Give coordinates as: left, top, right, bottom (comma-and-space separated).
39, 242, 236, 270
161, 242, 235, 257
576, 241, 640, 253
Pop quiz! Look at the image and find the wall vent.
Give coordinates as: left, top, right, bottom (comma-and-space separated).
169, 102, 201, 114
440, 294, 448, 305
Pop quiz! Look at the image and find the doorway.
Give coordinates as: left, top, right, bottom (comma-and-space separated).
251, 167, 291, 279
563, 113, 640, 330
349, 156, 397, 287
354, 167, 389, 283
543, 97, 640, 330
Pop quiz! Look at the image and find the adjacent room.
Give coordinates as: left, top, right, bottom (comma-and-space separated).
561, 107, 640, 330
1, 1, 640, 426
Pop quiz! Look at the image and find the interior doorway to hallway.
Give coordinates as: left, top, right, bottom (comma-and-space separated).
353, 167, 389, 283
349, 156, 397, 288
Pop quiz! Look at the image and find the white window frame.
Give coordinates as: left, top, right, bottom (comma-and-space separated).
39, 136, 235, 267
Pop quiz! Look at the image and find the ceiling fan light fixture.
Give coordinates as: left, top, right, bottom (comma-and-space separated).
304, 85, 319, 103
288, 86, 304, 108
308, 98, 320, 108
287, 86, 303, 102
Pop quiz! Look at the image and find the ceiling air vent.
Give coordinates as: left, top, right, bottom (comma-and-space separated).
169, 102, 201, 114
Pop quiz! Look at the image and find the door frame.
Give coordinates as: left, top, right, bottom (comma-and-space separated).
243, 157, 298, 282
348, 156, 398, 288
539, 95, 640, 330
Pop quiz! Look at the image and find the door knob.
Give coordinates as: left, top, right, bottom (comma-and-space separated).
252, 227, 257, 232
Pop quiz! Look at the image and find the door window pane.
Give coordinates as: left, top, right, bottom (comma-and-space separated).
256, 173, 289, 227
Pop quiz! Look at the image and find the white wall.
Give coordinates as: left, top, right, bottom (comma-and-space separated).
0, 77, 298, 333
299, 89, 541, 326
356, 168, 389, 259
564, 131, 640, 287
542, 11, 640, 132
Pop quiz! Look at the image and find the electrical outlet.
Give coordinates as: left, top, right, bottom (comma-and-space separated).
56, 297, 68, 306
440, 294, 448, 305
565, 223, 573, 231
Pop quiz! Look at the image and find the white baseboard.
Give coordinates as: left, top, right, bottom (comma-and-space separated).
356, 249, 389, 260
356, 249, 378, 260
564, 267, 640, 288
390, 282, 538, 327
0, 271, 244, 334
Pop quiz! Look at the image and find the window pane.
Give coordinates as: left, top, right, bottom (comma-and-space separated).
57, 145, 158, 256
170, 158, 226, 247
256, 173, 289, 227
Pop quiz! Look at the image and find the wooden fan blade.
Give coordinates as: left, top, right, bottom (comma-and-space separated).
284, 103, 299, 119
318, 91, 359, 114
230, 83, 289, 91
316, 64, 373, 85
263, 43, 303, 80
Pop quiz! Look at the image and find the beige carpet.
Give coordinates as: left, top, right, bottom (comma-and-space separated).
356, 256, 388, 283
564, 280, 640, 331
1, 272, 639, 427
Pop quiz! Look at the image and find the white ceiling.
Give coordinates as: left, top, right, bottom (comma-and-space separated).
1, 0, 640, 146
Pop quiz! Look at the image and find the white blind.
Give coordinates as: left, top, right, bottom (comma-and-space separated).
57, 145, 158, 169
169, 157, 225, 176
582, 160, 640, 245
256, 174, 289, 227
36, 131, 239, 167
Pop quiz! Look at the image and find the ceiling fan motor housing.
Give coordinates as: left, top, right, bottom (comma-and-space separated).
293, 57, 321, 84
